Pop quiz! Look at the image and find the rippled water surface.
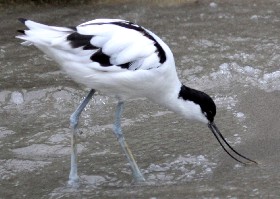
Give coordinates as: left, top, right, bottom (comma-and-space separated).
1, 0, 280, 198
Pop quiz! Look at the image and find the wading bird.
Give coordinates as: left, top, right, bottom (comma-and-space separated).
16, 18, 256, 184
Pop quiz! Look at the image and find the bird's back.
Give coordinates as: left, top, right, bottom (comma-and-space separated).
17, 18, 178, 99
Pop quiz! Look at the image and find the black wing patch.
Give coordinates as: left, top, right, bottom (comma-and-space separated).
67, 32, 98, 50
67, 32, 112, 67
118, 62, 131, 69
67, 21, 167, 69
90, 49, 111, 66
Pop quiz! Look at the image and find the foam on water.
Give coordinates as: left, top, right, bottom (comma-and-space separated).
209, 2, 218, 9
0, 159, 51, 180
0, 127, 16, 139
187, 62, 280, 92
10, 91, 24, 105
80, 175, 107, 186
12, 144, 85, 158
47, 154, 217, 198
218, 63, 280, 91
144, 154, 217, 183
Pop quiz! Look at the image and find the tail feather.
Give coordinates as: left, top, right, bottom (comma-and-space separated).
16, 18, 75, 46
18, 18, 27, 24
17, 30, 25, 34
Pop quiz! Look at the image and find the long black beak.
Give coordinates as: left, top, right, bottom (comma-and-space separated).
208, 122, 257, 165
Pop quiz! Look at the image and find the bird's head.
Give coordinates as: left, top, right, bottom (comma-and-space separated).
178, 85, 257, 165
178, 85, 216, 124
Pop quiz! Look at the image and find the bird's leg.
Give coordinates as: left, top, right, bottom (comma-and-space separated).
113, 101, 145, 182
68, 89, 95, 185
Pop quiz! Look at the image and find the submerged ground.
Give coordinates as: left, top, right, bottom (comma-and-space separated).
0, 0, 280, 198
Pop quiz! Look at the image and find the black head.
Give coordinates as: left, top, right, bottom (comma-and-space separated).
178, 85, 257, 165
178, 85, 216, 123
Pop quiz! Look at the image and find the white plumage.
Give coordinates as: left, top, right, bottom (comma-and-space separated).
16, 18, 256, 184
17, 19, 196, 129
17, 19, 178, 102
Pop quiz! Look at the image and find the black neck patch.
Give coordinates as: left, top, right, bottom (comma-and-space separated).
178, 85, 216, 122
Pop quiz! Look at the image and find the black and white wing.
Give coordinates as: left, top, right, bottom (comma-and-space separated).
17, 18, 169, 72
70, 19, 167, 70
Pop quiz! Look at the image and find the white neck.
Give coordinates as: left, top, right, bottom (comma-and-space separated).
148, 78, 208, 124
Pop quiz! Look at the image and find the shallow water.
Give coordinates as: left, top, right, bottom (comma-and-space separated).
1, 0, 280, 198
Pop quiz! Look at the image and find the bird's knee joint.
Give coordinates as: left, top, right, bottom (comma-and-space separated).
70, 114, 79, 128
114, 131, 124, 141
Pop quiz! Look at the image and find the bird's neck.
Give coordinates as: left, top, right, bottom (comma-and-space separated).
149, 81, 208, 123
148, 75, 181, 110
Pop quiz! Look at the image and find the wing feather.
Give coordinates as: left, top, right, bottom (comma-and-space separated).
74, 19, 166, 70
17, 18, 168, 72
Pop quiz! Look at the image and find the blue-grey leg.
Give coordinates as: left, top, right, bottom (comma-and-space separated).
113, 101, 145, 182
68, 89, 95, 185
